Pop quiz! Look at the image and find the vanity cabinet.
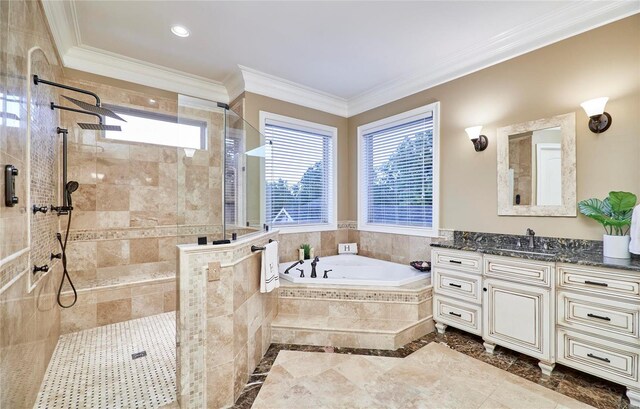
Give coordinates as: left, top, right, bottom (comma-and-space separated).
482, 256, 555, 375
556, 263, 640, 406
432, 249, 483, 336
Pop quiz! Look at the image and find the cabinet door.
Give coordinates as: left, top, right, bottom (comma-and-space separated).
483, 278, 553, 361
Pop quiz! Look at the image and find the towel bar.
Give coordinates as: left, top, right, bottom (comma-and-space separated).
251, 239, 275, 252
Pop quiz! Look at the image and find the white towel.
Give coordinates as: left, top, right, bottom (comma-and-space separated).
629, 205, 640, 255
260, 241, 280, 293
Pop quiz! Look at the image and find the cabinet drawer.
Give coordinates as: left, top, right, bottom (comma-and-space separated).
557, 291, 640, 342
433, 268, 482, 304
557, 329, 639, 386
484, 256, 553, 287
557, 264, 640, 301
433, 295, 482, 335
432, 249, 482, 274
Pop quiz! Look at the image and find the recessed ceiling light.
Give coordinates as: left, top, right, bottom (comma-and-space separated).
171, 25, 190, 38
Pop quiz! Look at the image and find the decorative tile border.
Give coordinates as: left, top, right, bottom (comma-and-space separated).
279, 286, 432, 303
0, 250, 30, 294
68, 224, 223, 242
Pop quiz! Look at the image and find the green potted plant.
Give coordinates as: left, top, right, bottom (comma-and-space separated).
300, 243, 312, 260
578, 191, 637, 259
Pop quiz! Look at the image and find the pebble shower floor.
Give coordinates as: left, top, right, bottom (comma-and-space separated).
35, 312, 177, 408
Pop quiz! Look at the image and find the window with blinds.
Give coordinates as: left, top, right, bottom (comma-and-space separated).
263, 113, 336, 230
358, 103, 439, 235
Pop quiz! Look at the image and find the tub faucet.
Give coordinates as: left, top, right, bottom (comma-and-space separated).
284, 260, 303, 274
311, 256, 320, 278
526, 228, 536, 249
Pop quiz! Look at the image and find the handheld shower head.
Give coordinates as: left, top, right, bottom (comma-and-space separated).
65, 181, 79, 207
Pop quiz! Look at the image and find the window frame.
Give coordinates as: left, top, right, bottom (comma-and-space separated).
357, 102, 440, 237
103, 104, 208, 150
260, 111, 338, 234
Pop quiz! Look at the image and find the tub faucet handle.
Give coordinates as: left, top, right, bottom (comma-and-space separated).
323, 269, 332, 279
296, 268, 304, 278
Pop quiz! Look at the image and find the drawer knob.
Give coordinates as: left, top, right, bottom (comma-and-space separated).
584, 280, 608, 287
448, 311, 462, 317
587, 353, 611, 363
449, 260, 462, 264
448, 283, 462, 288
483, 288, 487, 292
586, 313, 611, 321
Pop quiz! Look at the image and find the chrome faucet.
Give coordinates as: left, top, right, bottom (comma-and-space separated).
526, 228, 536, 249
311, 256, 320, 278
283, 260, 303, 274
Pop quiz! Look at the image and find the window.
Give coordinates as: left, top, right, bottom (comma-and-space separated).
0, 93, 20, 128
104, 105, 207, 150
358, 102, 439, 237
224, 130, 245, 227
261, 112, 337, 232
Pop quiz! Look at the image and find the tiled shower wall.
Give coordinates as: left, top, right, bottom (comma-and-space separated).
278, 222, 448, 264
0, 1, 64, 407
58, 80, 226, 333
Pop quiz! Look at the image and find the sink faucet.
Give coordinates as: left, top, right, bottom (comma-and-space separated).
311, 256, 320, 278
284, 260, 303, 274
526, 228, 536, 249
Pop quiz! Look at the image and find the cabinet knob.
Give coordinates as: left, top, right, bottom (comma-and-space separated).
483, 288, 487, 292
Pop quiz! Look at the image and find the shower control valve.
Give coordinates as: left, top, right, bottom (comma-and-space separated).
33, 264, 49, 274
32, 205, 49, 214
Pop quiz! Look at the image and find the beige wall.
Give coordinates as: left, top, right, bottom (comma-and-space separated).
347, 15, 640, 240
243, 92, 351, 221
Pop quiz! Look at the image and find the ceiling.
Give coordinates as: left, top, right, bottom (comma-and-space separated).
43, 1, 639, 116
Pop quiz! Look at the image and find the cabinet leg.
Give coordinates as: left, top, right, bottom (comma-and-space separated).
628, 387, 640, 408
435, 322, 447, 335
483, 341, 496, 355
538, 361, 555, 377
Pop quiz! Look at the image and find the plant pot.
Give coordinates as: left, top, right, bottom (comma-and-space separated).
603, 235, 631, 259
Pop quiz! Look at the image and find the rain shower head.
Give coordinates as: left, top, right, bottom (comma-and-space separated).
77, 123, 122, 131
62, 96, 126, 122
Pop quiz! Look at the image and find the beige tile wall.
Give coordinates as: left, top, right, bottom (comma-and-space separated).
0, 1, 64, 407
278, 223, 446, 265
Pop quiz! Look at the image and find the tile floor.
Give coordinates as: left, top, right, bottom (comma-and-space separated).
252, 343, 594, 409
35, 312, 177, 409
234, 327, 630, 409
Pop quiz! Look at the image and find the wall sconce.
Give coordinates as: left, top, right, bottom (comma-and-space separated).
465, 126, 488, 152
580, 97, 611, 133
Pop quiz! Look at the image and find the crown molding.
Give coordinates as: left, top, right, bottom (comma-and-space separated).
62, 46, 229, 103
42, 1, 638, 118
238, 65, 349, 117
347, 2, 640, 116
41, 0, 80, 56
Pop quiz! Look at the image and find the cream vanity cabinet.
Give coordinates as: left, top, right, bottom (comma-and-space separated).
431, 247, 640, 408
482, 256, 555, 376
555, 263, 640, 407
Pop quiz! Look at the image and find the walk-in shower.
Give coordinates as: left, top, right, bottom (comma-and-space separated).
33, 75, 126, 308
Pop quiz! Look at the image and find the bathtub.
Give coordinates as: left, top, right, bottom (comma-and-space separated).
278, 254, 429, 287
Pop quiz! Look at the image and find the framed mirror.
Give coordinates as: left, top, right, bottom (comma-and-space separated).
497, 112, 576, 216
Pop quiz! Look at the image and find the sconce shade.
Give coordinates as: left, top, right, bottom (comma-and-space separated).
581, 97, 608, 117
465, 126, 488, 152
465, 126, 483, 140
581, 97, 611, 133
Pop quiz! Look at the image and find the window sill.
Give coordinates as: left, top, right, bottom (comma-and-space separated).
357, 222, 440, 238
273, 223, 338, 234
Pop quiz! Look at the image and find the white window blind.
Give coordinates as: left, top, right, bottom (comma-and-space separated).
265, 117, 334, 228
224, 133, 243, 226
362, 111, 435, 228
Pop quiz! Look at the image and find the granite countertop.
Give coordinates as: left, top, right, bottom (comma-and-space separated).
431, 231, 640, 273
